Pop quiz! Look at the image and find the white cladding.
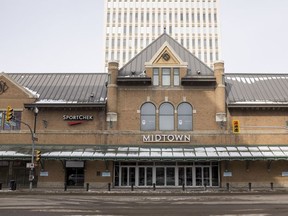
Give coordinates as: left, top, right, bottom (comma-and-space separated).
104, 0, 221, 69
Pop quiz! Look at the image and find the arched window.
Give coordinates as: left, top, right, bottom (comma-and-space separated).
177, 103, 193, 131
159, 102, 174, 130
140, 103, 156, 131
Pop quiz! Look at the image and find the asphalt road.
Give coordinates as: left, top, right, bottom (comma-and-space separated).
0, 192, 288, 216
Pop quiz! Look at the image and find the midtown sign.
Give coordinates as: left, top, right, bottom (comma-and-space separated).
142, 134, 190, 143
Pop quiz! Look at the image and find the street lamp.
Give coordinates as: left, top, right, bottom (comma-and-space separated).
33, 107, 39, 133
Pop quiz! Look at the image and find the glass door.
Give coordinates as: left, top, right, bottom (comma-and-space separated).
196, 167, 210, 186
195, 167, 202, 186
178, 167, 184, 186
166, 167, 175, 186
129, 167, 135, 186
121, 167, 128, 186
121, 167, 136, 186
156, 167, 165, 185
139, 167, 153, 186
156, 167, 175, 186
203, 167, 210, 186
178, 167, 193, 186
147, 167, 153, 186
186, 167, 193, 186
139, 167, 145, 186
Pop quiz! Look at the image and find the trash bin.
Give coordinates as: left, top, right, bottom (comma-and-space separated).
9, 180, 16, 190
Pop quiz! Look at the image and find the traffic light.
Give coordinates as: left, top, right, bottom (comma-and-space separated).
232, 120, 240, 133
35, 150, 41, 162
6, 106, 14, 122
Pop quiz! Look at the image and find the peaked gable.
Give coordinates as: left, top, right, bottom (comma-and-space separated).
0, 72, 38, 99
145, 41, 188, 67
119, 33, 213, 77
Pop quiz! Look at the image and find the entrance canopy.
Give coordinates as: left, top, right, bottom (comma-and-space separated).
1, 145, 288, 161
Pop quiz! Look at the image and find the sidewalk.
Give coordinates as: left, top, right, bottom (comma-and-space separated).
1, 186, 288, 196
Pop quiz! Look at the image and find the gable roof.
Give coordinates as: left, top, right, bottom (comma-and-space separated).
225, 73, 288, 107
119, 33, 214, 77
7, 73, 108, 107
0, 72, 38, 99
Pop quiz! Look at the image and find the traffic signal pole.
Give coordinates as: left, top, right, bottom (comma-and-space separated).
6, 106, 39, 190
16, 120, 36, 190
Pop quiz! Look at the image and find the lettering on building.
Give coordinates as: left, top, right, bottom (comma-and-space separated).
142, 134, 191, 143
63, 115, 93, 121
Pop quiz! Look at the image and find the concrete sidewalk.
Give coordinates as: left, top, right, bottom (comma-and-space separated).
1, 186, 288, 196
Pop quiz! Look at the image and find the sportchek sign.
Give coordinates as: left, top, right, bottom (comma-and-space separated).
63, 115, 93, 126
63, 115, 93, 121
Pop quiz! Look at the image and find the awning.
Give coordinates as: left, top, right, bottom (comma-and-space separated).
1, 145, 288, 161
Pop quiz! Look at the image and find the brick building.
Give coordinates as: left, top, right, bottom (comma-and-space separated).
0, 33, 288, 189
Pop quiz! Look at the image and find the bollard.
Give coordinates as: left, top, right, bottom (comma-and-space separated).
153, 183, 156, 191
108, 183, 111, 191
86, 183, 90, 191
64, 183, 67, 191
131, 184, 134, 191
226, 183, 230, 191
10, 180, 16, 191
248, 182, 252, 191
0, 183, 2, 190
182, 183, 185, 191
270, 182, 274, 190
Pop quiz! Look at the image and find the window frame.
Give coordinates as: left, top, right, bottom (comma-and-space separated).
159, 102, 174, 131
177, 102, 193, 131
0, 111, 21, 131
173, 68, 180, 86
153, 68, 159, 86
162, 68, 171, 86
140, 102, 156, 131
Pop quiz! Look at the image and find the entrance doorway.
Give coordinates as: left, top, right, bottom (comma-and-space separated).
65, 161, 84, 186
115, 162, 219, 187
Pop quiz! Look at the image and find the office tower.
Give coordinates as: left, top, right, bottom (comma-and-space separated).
104, 0, 221, 68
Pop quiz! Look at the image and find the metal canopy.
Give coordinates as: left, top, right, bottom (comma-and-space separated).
1, 145, 288, 161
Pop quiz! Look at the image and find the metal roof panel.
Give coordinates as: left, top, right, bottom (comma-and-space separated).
7, 73, 108, 104
225, 73, 288, 106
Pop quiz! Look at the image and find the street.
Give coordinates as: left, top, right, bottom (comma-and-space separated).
0, 192, 288, 216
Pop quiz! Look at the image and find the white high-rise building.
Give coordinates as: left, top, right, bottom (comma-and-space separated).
104, 0, 221, 69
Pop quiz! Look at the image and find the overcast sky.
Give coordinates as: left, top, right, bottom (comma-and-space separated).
1, 0, 288, 73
